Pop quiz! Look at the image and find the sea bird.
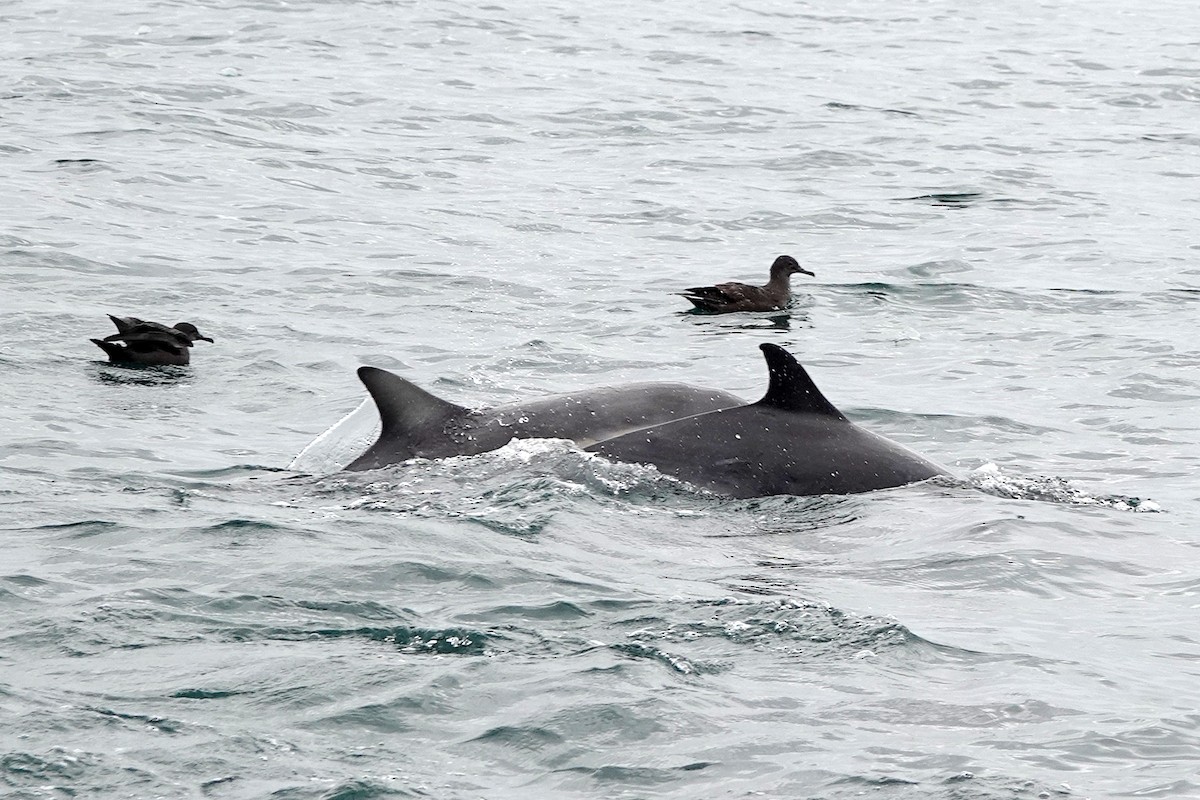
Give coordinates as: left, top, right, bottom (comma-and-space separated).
679, 254, 814, 314
91, 315, 214, 366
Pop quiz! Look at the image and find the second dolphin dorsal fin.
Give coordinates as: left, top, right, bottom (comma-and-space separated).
754, 343, 847, 419
357, 366, 466, 438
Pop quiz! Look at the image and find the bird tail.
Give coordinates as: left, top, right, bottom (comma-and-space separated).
91, 338, 125, 360
677, 293, 716, 311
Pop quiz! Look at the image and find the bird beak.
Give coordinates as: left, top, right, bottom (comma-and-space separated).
798, 267, 815, 277
199, 336, 215, 343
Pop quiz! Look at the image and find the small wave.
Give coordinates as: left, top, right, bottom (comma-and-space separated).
551, 763, 682, 785
86, 706, 184, 735
297, 778, 424, 799
455, 599, 590, 623
202, 518, 291, 534
471, 724, 565, 749
969, 463, 1162, 512
31, 520, 118, 538
897, 190, 989, 207
617, 597, 937, 668
0, 748, 99, 788
226, 624, 489, 655
166, 464, 294, 480
170, 688, 246, 700
610, 641, 704, 675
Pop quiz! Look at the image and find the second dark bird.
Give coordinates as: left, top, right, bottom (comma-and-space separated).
91, 314, 214, 366
679, 254, 814, 314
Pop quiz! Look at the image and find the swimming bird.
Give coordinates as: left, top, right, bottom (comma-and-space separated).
91, 317, 214, 366
679, 254, 815, 314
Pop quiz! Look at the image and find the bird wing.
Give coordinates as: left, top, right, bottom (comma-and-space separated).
125, 338, 186, 356
681, 282, 750, 303
102, 322, 194, 348
107, 315, 145, 333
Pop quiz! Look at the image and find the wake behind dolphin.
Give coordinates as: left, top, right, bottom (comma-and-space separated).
341, 344, 948, 498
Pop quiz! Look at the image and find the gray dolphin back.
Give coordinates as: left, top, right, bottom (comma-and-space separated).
587, 344, 947, 498
343, 366, 744, 472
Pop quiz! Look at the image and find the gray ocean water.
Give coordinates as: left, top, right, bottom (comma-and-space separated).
4, 0, 1200, 797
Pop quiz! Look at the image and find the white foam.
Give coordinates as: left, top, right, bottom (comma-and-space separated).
288, 399, 381, 474
969, 463, 1162, 512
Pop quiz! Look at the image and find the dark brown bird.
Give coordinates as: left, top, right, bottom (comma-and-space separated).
679, 255, 815, 314
91, 315, 214, 366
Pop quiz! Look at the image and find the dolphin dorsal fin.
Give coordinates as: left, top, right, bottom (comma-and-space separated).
357, 366, 466, 437
754, 344, 847, 419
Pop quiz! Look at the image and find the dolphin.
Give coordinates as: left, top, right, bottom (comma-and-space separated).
344, 368, 745, 471
586, 344, 948, 497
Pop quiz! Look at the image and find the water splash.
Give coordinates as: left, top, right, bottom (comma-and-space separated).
969, 463, 1162, 512
288, 399, 379, 474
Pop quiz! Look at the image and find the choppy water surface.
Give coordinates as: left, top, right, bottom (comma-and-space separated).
4, 0, 1200, 797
